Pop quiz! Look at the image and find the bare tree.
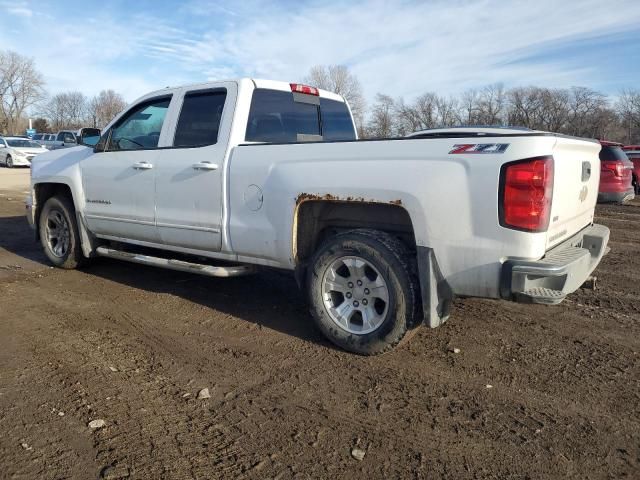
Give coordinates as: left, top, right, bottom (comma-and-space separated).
305, 65, 366, 133
87, 89, 127, 128
565, 86, 608, 138
43, 91, 88, 131
366, 94, 396, 138
475, 83, 506, 126
616, 89, 640, 144
0, 50, 45, 134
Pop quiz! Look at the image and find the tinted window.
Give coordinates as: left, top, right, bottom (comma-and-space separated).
174, 90, 227, 147
320, 98, 356, 141
600, 146, 629, 162
33, 134, 42, 140
107, 96, 171, 151
245, 89, 320, 143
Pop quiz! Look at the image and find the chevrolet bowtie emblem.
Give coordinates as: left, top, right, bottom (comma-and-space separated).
579, 186, 588, 202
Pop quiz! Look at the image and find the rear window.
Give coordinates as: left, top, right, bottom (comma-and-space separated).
320, 98, 356, 141
174, 89, 227, 147
246, 89, 319, 143
600, 146, 629, 162
245, 89, 356, 143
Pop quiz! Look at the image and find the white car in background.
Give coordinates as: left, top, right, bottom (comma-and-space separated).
0, 136, 48, 167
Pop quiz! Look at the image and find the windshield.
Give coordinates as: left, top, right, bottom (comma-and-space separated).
7, 139, 41, 148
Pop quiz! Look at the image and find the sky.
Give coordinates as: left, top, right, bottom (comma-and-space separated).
1, 0, 640, 105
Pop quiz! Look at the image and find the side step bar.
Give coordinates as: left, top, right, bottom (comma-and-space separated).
95, 246, 256, 278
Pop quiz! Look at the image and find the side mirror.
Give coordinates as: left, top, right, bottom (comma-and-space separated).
79, 128, 101, 147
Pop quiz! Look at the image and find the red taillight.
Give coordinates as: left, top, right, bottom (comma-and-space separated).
601, 160, 624, 177
290, 83, 319, 96
500, 156, 554, 232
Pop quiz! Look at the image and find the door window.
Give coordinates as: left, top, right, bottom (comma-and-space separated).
174, 89, 227, 147
106, 96, 171, 151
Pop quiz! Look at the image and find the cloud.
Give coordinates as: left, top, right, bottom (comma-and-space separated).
7, 6, 32, 17
0, 0, 639, 105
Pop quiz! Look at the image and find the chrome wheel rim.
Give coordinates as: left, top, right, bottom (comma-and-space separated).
321, 256, 389, 335
45, 210, 70, 258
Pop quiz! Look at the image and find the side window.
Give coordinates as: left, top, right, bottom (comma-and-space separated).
320, 98, 356, 141
245, 89, 320, 143
63, 132, 76, 143
174, 89, 227, 147
56, 132, 65, 141
106, 96, 171, 151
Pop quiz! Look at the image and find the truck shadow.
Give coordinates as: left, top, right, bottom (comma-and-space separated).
0, 214, 327, 347
89, 257, 325, 346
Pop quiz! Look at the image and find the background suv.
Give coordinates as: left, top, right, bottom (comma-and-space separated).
598, 140, 635, 203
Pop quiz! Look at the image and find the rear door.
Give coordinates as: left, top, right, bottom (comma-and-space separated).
153, 81, 237, 251
546, 137, 602, 248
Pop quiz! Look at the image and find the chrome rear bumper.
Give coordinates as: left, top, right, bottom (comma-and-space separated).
502, 224, 610, 305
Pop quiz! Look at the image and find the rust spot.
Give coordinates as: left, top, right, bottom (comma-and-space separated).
296, 193, 403, 207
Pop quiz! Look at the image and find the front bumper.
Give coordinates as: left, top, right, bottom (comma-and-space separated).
502, 224, 610, 305
598, 188, 634, 204
10, 155, 32, 166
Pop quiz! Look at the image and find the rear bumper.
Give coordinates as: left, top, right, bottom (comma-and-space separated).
501, 224, 610, 305
598, 189, 634, 204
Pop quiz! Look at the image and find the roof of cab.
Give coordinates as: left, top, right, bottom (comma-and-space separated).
138, 77, 346, 104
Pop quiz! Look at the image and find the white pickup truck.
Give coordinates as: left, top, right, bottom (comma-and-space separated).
26, 78, 610, 354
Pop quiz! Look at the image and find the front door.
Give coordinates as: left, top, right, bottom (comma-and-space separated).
80, 95, 174, 243
154, 83, 236, 251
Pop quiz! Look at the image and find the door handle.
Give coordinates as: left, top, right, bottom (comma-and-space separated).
192, 162, 218, 171
133, 161, 153, 170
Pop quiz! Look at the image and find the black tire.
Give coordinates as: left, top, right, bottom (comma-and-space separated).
6, 155, 13, 168
307, 229, 421, 355
39, 195, 86, 269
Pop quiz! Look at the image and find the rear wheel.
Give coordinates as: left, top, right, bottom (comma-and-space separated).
307, 229, 421, 355
39, 195, 86, 269
6, 155, 13, 168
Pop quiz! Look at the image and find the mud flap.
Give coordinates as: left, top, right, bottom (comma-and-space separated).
416, 247, 453, 328
77, 212, 98, 258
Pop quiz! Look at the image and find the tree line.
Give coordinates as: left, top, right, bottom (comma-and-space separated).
2, 51, 640, 144
307, 65, 640, 144
0, 50, 127, 135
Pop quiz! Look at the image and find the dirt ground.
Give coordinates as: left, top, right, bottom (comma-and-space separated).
0, 174, 638, 479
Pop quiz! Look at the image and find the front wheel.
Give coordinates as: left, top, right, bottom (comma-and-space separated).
6, 155, 13, 168
39, 195, 87, 269
307, 229, 421, 355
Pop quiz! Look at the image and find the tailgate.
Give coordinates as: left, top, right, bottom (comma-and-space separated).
546, 137, 601, 249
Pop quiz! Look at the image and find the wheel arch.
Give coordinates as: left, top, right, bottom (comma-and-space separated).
34, 183, 75, 235
293, 199, 417, 270
293, 199, 453, 329
33, 182, 95, 258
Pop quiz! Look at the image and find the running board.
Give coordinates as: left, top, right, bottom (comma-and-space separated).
95, 246, 256, 278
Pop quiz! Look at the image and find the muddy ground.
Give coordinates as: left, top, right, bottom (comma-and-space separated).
0, 176, 638, 479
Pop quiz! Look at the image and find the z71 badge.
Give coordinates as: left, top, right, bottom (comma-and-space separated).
449, 143, 510, 154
